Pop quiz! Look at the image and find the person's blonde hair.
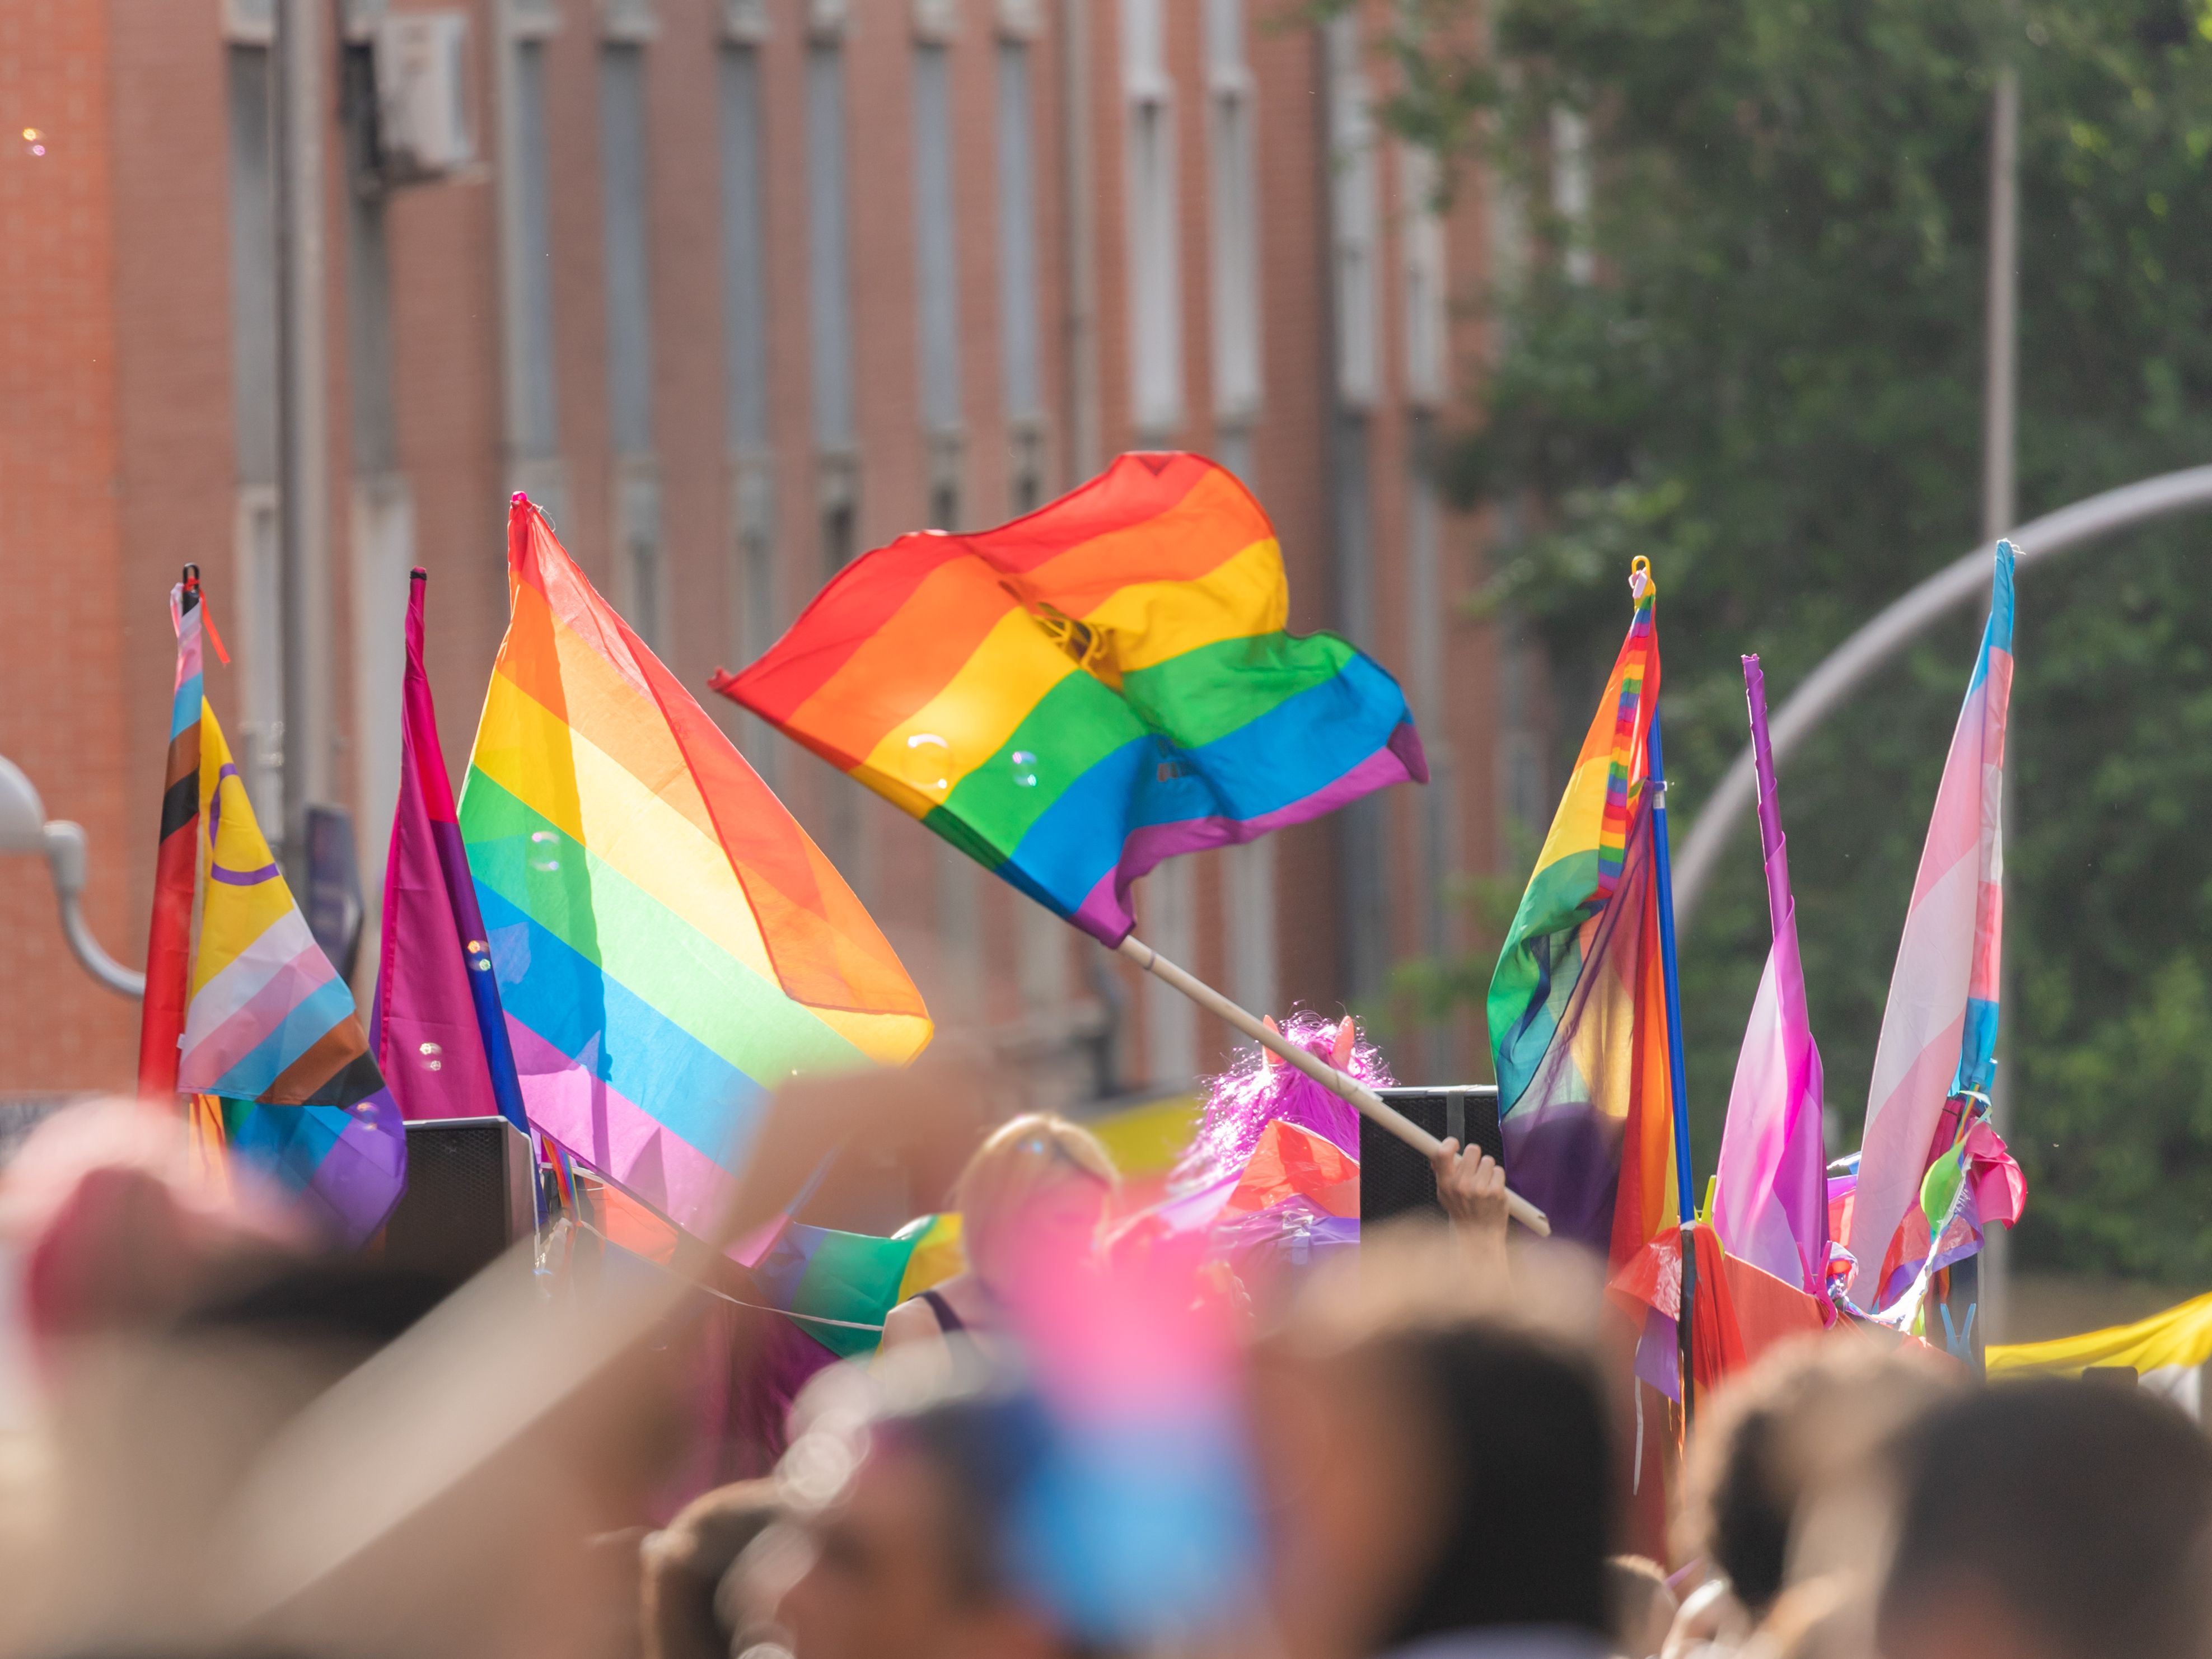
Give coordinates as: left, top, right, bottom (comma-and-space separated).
952, 1112, 1117, 1273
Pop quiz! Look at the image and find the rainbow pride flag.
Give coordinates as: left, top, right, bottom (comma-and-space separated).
1486, 567, 1677, 1272
750, 1213, 964, 1359
712, 453, 1426, 945
459, 496, 933, 1235
1848, 541, 2015, 1308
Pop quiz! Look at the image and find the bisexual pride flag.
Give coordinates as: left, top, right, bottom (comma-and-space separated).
713, 453, 1425, 946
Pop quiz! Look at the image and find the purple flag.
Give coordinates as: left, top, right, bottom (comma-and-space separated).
375, 570, 530, 1133
1711, 655, 1828, 1298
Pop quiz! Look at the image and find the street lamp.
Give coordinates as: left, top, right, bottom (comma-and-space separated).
0, 754, 145, 998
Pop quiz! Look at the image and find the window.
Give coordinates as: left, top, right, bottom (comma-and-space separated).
1400, 146, 1449, 408
1205, 0, 1260, 420
913, 41, 963, 440
1142, 860, 1198, 1084
1121, 0, 1181, 433
227, 43, 284, 828
1325, 14, 1378, 409
601, 44, 654, 460
996, 38, 1042, 424
349, 477, 414, 919
807, 38, 855, 450
509, 37, 560, 462
1226, 839, 1276, 1019
719, 44, 770, 455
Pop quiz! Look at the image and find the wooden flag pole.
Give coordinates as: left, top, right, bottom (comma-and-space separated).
1116, 934, 1551, 1236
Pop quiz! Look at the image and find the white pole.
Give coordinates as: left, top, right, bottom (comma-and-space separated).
1115, 934, 1551, 1236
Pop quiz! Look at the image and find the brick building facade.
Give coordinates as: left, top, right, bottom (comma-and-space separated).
0, 0, 1536, 1108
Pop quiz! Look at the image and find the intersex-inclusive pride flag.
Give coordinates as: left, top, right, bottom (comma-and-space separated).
710, 452, 1427, 946
1848, 542, 2014, 1308
459, 497, 933, 1235
137, 578, 207, 1097
1712, 655, 1827, 1298
143, 582, 404, 1244
1486, 568, 1677, 1272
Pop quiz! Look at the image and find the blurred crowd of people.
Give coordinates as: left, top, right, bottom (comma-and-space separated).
0, 1083, 2206, 1659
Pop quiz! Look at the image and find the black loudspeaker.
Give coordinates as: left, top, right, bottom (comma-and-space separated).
1359, 1086, 1504, 1225
381, 1116, 536, 1280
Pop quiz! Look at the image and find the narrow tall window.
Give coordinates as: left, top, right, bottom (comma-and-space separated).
1205, 0, 1260, 421
601, 41, 663, 648
1400, 146, 1449, 408
914, 34, 964, 529
226, 36, 285, 828
996, 27, 1046, 514
511, 38, 560, 464
1325, 13, 1379, 409
1122, 0, 1181, 433
719, 44, 770, 457
720, 30, 777, 775
807, 36, 856, 452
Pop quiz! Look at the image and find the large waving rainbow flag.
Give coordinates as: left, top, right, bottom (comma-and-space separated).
1486, 567, 1677, 1272
459, 497, 933, 1235
1848, 541, 2014, 1308
711, 452, 1426, 945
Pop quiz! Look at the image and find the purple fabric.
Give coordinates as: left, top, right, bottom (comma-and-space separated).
1069, 740, 1425, 941
1711, 657, 1828, 1297
377, 572, 528, 1133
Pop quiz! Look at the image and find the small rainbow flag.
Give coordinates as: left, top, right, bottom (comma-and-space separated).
1486, 566, 1676, 1286
459, 496, 933, 1235
712, 453, 1425, 945
1488, 570, 1660, 1114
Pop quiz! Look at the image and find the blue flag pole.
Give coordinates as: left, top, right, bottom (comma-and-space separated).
1648, 706, 1699, 1419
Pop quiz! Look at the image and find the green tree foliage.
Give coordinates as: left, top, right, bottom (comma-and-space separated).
1355, 0, 2212, 1281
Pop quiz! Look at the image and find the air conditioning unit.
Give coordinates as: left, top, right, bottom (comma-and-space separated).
373, 13, 475, 184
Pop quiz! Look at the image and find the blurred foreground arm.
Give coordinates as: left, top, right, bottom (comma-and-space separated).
1429, 1139, 1510, 1281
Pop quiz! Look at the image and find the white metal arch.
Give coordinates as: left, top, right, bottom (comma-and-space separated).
1672, 464, 2212, 929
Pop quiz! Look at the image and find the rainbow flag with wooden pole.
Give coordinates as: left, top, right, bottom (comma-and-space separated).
459, 496, 932, 1237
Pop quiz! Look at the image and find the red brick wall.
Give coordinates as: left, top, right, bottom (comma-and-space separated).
0, 0, 134, 1091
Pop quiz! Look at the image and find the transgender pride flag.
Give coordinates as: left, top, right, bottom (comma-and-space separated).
1846, 542, 2014, 1308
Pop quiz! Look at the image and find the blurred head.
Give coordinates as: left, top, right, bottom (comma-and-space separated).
640, 1480, 782, 1659
1250, 1228, 1616, 1659
1876, 1378, 2212, 1659
953, 1114, 1116, 1290
1607, 1555, 1678, 1659
1681, 1334, 1959, 1619
773, 1361, 1082, 1659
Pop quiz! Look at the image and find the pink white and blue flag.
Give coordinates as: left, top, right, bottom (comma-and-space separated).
1713, 655, 1828, 1299
1846, 541, 2014, 1308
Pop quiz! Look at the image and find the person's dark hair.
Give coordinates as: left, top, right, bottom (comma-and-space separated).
1878, 1378, 2212, 1659
1680, 1335, 1956, 1618
1377, 1318, 1615, 1645
639, 1480, 780, 1659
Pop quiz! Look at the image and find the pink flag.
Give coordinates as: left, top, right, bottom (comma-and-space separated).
375, 569, 529, 1130
1847, 543, 2014, 1307
1713, 655, 1827, 1297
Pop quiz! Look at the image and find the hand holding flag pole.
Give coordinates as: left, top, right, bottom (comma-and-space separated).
1116, 934, 1550, 1236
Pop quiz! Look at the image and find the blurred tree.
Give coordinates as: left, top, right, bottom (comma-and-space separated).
1350, 0, 2212, 1283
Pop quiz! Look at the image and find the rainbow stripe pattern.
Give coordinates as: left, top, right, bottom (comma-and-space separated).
712, 453, 1427, 945
160, 580, 403, 1244
1848, 541, 2014, 1308
751, 1213, 964, 1358
459, 496, 933, 1236
1488, 571, 1660, 1114
1483, 566, 1678, 1308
